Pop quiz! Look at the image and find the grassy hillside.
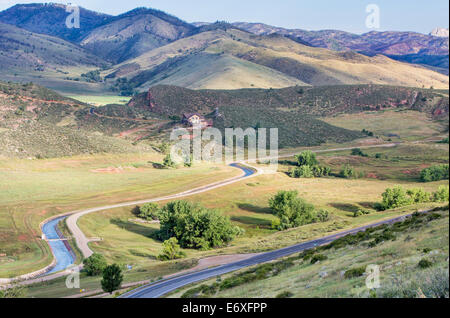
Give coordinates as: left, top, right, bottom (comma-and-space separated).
0, 3, 112, 42
128, 52, 306, 90
125, 84, 448, 148
80, 8, 195, 63
233, 22, 449, 73
170, 209, 449, 298
0, 22, 106, 73
131, 84, 449, 118
0, 81, 150, 158
106, 28, 449, 90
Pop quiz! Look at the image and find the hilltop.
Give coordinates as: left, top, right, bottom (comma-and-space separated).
233, 22, 450, 74
0, 3, 111, 42
80, 8, 196, 63
105, 27, 449, 90
0, 22, 106, 73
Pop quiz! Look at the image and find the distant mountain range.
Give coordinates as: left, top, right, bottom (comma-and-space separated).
0, 3, 448, 92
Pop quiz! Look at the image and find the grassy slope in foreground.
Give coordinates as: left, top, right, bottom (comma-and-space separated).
0, 154, 240, 278
169, 209, 449, 298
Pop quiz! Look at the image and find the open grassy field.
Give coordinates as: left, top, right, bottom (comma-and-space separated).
169, 209, 449, 298
66, 95, 131, 106
0, 153, 240, 277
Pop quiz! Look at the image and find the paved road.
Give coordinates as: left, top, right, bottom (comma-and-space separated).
69, 142, 398, 259
122, 212, 418, 298
2, 141, 401, 284
67, 163, 261, 259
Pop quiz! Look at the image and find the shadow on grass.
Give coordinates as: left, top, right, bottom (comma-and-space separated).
231, 216, 273, 229
329, 203, 361, 213
128, 249, 157, 260
358, 202, 377, 209
110, 218, 159, 238
237, 203, 272, 214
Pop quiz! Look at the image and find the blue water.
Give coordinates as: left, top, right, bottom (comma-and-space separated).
229, 163, 255, 177
42, 216, 75, 274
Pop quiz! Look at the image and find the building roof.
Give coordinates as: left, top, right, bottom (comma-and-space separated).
183, 113, 204, 119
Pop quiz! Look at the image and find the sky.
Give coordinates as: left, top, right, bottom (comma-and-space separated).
0, 0, 448, 34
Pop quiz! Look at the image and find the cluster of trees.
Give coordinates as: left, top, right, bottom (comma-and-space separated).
289, 151, 331, 178
362, 129, 374, 137
132, 203, 160, 221
351, 148, 368, 157
339, 164, 365, 179
81, 70, 102, 83
420, 164, 449, 182
83, 253, 123, 294
269, 190, 330, 231
353, 208, 372, 218
110, 78, 138, 96
157, 200, 243, 250
376, 185, 449, 211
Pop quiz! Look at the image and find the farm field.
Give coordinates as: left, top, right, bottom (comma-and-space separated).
0, 153, 240, 277
168, 209, 449, 298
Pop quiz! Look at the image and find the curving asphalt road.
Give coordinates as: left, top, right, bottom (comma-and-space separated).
122, 211, 419, 298
67, 142, 400, 259
66, 163, 261, 259
4, 141, 402, 285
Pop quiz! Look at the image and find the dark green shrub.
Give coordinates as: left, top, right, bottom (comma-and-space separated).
418, 258, 433, 269
351, 148, 368, 157
344, 266, 366, 279
310, 254, 328, 264
276, 291, 294, 298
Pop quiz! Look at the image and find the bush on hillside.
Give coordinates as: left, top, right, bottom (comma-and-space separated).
351, 148, 368, 157
344, 266, 366, 279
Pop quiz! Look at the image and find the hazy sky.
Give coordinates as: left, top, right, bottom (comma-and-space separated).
0, 0, 448, 34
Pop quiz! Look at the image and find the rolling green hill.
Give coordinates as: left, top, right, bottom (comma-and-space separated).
106, 27, 449, 90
